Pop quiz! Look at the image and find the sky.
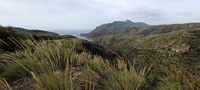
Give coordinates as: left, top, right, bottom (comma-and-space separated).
0, 0, 200, 31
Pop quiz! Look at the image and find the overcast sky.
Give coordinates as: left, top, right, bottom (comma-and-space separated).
0, 0, 200, 31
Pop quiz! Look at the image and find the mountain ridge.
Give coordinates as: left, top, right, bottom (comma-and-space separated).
81, 20, 149, 39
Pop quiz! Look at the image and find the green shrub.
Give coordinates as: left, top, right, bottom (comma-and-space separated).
1, 59, 31, 81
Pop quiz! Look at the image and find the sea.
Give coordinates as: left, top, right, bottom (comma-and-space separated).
53, 30, 91, 40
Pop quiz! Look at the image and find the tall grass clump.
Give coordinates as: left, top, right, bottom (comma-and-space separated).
0, 38, 81, 89
158, 66, 200, 90
100, 60, 150, 90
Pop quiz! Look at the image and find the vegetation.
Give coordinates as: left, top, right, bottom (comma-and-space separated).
0, 26, 22, 52
136, 23, 200, 35
0, 23, 200, 90
95, 25, 200, 76
12, 27, 59, 37
0, 26, 77, 53
0, 38, 199, 90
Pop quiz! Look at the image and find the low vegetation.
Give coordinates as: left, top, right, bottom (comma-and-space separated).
95, 25, 200, 77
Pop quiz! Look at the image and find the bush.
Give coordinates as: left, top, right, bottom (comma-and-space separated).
0, 26, 21, 52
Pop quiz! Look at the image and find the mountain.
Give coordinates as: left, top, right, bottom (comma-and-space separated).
13, 27, 59, 37
95, 23, 200, 76
81, 20, 149, 39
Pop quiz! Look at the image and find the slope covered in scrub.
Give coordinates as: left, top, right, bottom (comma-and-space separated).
95, 25, 200, 76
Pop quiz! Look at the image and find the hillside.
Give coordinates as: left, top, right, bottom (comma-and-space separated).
0, 26, 77, 53
95, 23, 200, 76
81, 20, 149, 39
12, 27, 59, 37
136, 23, 200, 35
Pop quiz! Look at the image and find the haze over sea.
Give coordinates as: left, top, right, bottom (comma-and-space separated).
53, 30, 91, 40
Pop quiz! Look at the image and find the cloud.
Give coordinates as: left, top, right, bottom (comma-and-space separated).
0, 0, 199, 30
120, 7, 164, 23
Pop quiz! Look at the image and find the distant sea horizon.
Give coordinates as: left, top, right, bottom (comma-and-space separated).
53, 30, 91, 40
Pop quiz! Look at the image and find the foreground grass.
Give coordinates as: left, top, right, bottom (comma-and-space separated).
0, 38, 199, 90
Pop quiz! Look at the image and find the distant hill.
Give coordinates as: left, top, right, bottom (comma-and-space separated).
1, 26, 77, 39
0, 26, 76, 52
12, 27, 59, 37
136, 23, 200, 35
81, 20, 149, 39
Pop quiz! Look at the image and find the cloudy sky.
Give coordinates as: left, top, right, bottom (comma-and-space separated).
0, 0, 199, 30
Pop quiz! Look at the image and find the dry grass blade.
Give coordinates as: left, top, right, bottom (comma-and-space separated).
182, 68, 200, 90
0, 79, 12, 90
65, 59, 70, 90
8, 37, 23, 50
112, 71, 126, 90
0, 39, 10, 47
30, 72, 44, 90
85, 79, 88, 90
89, 77, 92, 90
103, 61, 126, 90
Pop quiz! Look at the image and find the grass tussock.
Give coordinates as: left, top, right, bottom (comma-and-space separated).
158, 66, 200, 90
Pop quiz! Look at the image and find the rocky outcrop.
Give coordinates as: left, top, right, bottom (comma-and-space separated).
171, 46, 190, 53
